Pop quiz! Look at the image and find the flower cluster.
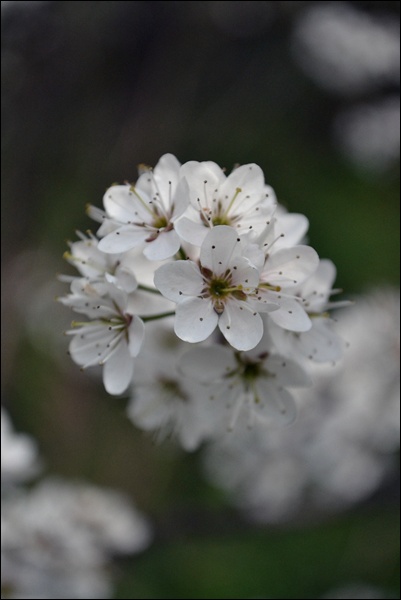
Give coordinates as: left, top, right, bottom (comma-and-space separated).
59, 154, 346, 449
1, 409, 152, 599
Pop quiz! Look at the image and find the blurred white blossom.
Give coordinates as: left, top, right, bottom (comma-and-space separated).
202, 289, 400, 521
1, 477, 152, 599
292, 3, 400, 95
334, 96, 400, 172
1, 408, 39, 488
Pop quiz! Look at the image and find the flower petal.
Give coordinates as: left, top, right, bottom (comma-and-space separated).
143, 229, 181, 261
175, 298, 218, 342
274, 212, 309, 248
271, 317, 344, 363
174, 215, 209, 247
267, 296, 312, 332
179, 346, 237, 383
127, 316, 145, 357
200, 225, 243, 275
253, 380, 297, 426
220, 163, 264, 198
154, 261, 203, 302
301, 259, 337, 312
219, 301, 264, 351
171, 177, 190, 219
266, 355, 312, 387
103, 342, 134, 395
103, 185, 150, 222
180, 161, 225, 208
69, 326, 111, 367
230, 256, 260, 288
262, 245, 319, 288
98, 226, 148, 254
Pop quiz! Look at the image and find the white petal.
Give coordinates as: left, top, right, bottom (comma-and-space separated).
127, 316, 145, 357
262, 245, 319, 288
179, 346, 237, 383
219, 301, 264, 351
171, 177, 190, 219
174, 216, 209, 246
266, 355, 312, 387
200, 226, 242, 275
296, 317, 344, 362
103, 342, 134, 395
68, 239, 108, 279
180, 161, 225, 207
175, 298, 218, 342
274, 212, 309, 248
220, 163, 264, 197
69, 326, 111, 367
113, 265, 138, 293
98, 226, 148, 254
154, 152, 181, 183
154, 261, 203, 302
143, 229, 181, 261
267, 296, 312, 332
230, 257, 260, 288
302, 259, 337, 311
128, 386, 173, 430
103, 185, 150, 222
253, 380, 297, 426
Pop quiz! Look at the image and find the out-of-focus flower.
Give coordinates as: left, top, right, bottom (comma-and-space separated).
292, 3, 400, 95
202, 289, 400, 522
127, 319, 220, 451
1, 477, 152, 599
334, 96, 400, 172
180, 335, 311, 431
1, 408, 39, 488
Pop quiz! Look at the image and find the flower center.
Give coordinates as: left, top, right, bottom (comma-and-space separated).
211, 214, 232, 226
153, 215, 168, 229
159, 377, 188, 402
200, 267, 248, 314
209, 278, 230, 298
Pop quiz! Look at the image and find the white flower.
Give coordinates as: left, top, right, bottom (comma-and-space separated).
180, 341, 311, 431
175, 160, 276, 246
2, 478, 152, 599
96, 154, 189, 260
154, 225, 277, 351
1, 409, 39, 487
201, 289, 400, 523
62, 283, 144, 395
269, 259, 347, 363
63, 232, 138, 293
257, 227, 320, 331
126, 320, 218, 450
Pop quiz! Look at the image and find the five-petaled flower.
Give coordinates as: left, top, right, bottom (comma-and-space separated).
154, 226, 277, 351
61, 282, 144, 395
175, 161, 276, 246
96, 154, 189, 260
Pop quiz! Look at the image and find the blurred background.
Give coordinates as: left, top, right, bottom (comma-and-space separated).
1, 1, 400, 598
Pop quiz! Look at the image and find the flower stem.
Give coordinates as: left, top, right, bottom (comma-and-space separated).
138, 284, 162, 295
141, 311, 175, 322
176, 246, 187, 260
